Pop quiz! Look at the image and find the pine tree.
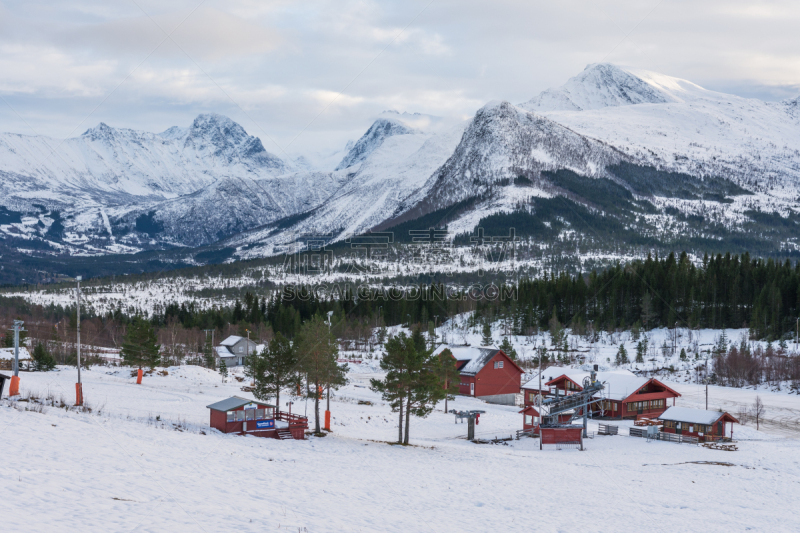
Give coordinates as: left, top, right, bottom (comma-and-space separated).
680, 348, 687, 361
219, 359, 228, 382
498, 337, 518, 360
371, 333, 415, 444
370, 332, 442, 444
246, 332, 298, 412
121, 318, 161, 369
635, 340, 645, 363
297, 315, 346, 434
481, 321, 494, 346
615, 344, 629, 366
435, 349, 460, 413
32, 342, 56, 372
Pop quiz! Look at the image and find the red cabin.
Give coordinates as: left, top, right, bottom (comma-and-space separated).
519, 405, 540, 432
658, 407, 739, 441
207, 396, 308, 440
434, 345, 524, 405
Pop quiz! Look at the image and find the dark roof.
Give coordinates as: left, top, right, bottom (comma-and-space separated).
206, 396, 274, 412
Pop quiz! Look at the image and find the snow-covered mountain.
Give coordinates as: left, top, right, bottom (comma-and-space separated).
1, 64, 800, 284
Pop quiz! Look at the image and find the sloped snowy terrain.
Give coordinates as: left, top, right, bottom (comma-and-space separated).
3, 357, 799, 532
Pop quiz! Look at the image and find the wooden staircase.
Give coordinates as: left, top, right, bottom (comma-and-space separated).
277, 429, 294, 440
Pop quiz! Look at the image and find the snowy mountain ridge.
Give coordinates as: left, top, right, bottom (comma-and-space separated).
1, 64, 800, 283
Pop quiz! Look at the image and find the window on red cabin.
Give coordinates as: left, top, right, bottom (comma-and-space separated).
226, 411, 234, 422
494, 361, 504, 369
235, 410, 245, 422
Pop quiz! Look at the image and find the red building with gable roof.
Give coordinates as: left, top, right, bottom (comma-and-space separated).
524, 369, 680, 419
207, 396, 308, 440
433, 345, 524, 405
658, 407, 739, 441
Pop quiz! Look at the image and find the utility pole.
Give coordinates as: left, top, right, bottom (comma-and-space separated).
203, 329, 214, 366
75, 276, 83, 405
9, 320, 25, 396
705, 380, 708, 410
325, 310, 333, 431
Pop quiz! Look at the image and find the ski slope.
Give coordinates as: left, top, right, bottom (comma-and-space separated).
2, 362, 799, 532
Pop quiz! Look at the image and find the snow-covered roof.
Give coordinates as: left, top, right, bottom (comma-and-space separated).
596, 372, 651, 401
432, 344, 504, 375
543, 369, 658, 401
0, 347, 31, 360
522, 366, 572, 389
658, 407, 732, 425
206, 396, 274, 412
219, 335, 245, 347
215, 346, 234, 358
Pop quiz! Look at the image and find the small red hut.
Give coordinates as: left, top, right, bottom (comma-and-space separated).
658, 407, 739, 441
207, 396, 308, 440
519, 405, 540, 433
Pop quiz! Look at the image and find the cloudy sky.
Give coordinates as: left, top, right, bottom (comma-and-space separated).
1, 0, 798, 157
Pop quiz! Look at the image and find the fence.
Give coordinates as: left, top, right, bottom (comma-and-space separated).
629, 427, 698, 445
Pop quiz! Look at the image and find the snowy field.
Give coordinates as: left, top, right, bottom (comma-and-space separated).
3, 363, 800, 532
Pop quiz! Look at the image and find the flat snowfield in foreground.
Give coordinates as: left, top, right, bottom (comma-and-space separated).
2, 367, 799, 532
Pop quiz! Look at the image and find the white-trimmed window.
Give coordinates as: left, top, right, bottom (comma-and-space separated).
494, 361, 504, 369
226, 411, 234, 422
525, 414, 532, 425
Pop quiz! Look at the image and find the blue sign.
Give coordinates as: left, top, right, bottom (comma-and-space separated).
256, 420, 274, 429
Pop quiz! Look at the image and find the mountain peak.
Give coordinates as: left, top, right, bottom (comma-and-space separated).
335, 117, 417, 171
81, 122, 117, 140
521, 63, 678, 113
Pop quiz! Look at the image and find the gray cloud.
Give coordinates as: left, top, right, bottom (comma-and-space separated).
0, 0, 798, 155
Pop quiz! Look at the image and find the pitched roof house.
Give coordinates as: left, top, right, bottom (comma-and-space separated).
658, 407, 739, 441
215, 335, 260, 367
523, 367, 681, 419
433, 345, 524, 405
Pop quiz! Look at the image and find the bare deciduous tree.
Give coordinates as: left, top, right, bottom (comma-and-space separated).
751, 396, 766, 431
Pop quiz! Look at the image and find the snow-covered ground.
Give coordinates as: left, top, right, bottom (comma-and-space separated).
3, 361, 800, 532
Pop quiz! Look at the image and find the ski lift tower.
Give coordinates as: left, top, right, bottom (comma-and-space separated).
450, 409, 485, 441
540, 365, 605, 438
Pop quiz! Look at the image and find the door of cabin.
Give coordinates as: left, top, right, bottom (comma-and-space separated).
470, 383, 475, 396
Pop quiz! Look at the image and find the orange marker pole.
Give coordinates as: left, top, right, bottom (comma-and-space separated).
75, 383, 83, 406
325, 410, 331, 431
136, 368, 143, 384
9, 376, 20, 396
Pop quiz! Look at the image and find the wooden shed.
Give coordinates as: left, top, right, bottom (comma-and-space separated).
658, 407, 739, 441
206, 396, 308, 440
519, 405, 540, 433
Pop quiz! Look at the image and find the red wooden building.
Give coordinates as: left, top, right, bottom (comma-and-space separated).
527, 369, 680, 420
519, 405, 540, 432
434, 345, 524, 405
521, 366, 572, 406
207, 396, 308, 440
658, 407, 739, 441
